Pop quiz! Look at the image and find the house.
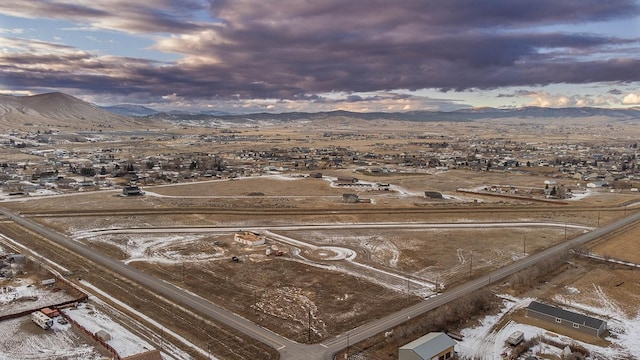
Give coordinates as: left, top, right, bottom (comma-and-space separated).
336, 176, 359, 184
526, 301, 607, 337
234, 231, 265, 246
398, 332, 456, 360
122, 185, 143, 196
586, 181, 608, 188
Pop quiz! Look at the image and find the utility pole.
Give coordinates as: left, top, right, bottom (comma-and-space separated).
597, 211, 601, 227
469, 251, 473, 277
406, 278, 410, 305
523, 235, 526, 255
346, 332, 350, 359
308, 307, 312, 343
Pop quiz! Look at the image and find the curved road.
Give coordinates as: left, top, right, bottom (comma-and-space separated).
1, 205, 638, 360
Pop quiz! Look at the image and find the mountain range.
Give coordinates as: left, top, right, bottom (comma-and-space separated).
1, 92, 639, 131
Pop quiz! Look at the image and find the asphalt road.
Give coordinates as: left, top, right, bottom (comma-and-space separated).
1, 205, 638, 360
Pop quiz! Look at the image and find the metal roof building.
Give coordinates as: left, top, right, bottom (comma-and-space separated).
526, 301, 607, 337
398, 332, 456, 360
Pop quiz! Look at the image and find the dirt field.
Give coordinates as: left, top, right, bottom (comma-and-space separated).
589, 221, 640, 264
2, 170, 634, 348
3, 114, 640, 357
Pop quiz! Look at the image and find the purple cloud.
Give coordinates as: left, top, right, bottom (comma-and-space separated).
1, 0, 639, 104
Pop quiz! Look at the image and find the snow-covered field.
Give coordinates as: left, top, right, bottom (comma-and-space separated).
0, 315, 103, 360
0, 278, 77, 316
63, 302, 156, 358
0, 277, 155, 359
457, 294, 640, 359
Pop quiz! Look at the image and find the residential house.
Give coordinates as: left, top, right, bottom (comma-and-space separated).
234, 231, 265, 246
526, 301, 607, 337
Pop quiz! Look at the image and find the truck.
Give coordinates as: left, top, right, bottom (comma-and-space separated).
507, 330, 524, 346
32, 311, 53, 330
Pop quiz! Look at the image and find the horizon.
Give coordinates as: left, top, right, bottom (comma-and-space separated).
5, 90, 640, 115
1, 1, 639, 113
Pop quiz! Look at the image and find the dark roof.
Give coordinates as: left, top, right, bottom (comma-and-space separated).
527, 301, 605, 329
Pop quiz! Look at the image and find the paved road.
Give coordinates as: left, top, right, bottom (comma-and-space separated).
0, 206, 309, 358
316, 209, 640, 358
2, 205, 638, 360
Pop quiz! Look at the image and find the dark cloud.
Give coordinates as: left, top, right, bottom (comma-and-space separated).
608, 89, 623, 95
0, 0, 207, 34
1, 0, 639, 104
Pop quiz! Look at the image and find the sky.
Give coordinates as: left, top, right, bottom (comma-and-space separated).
1, 0, 640, 113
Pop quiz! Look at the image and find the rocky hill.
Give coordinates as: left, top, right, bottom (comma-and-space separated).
0, 92, 160, 131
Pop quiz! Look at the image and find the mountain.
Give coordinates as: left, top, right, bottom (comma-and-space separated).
100, 104, 159, 117
3, 91, 640, 131
145, 106, 640, 126
0, 92, 159, 130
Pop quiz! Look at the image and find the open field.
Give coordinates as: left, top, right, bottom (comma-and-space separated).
3, 114, 640, 359
1, 171, 636, 350
589, 221, 640, 264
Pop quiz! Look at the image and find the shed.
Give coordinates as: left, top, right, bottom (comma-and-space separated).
41, 307, 60, 318
526, 301, 607, 337
398, 332, 456, 360
96, 329, 112, 342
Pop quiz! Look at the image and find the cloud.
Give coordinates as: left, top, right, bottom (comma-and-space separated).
146, 0, 640, 97
1, 0, 640, 107
0, 28, 24, 34
622, 93, 640, 105
522, 91, 617, 108
0, 0, 208, 34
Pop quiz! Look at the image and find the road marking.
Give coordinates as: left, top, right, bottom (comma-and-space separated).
277, 345, 286, 350
320, 344, 328, 348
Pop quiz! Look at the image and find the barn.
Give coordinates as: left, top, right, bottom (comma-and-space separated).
526, 301, 607, 337
398, 332, 456, 360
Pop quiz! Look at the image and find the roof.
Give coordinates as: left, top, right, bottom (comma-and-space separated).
399, 332, 456, 359
527, 301, 605, 329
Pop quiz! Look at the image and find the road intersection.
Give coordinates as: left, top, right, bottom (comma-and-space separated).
1, 206, 637, 359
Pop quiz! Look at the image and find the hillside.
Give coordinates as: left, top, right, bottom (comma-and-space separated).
146, 106, 640, 126
100, 104, 159, 117
0, 92, 161, 131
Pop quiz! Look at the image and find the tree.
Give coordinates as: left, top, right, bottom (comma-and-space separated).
80, 167, 96, 177
99, 166, 107, 175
